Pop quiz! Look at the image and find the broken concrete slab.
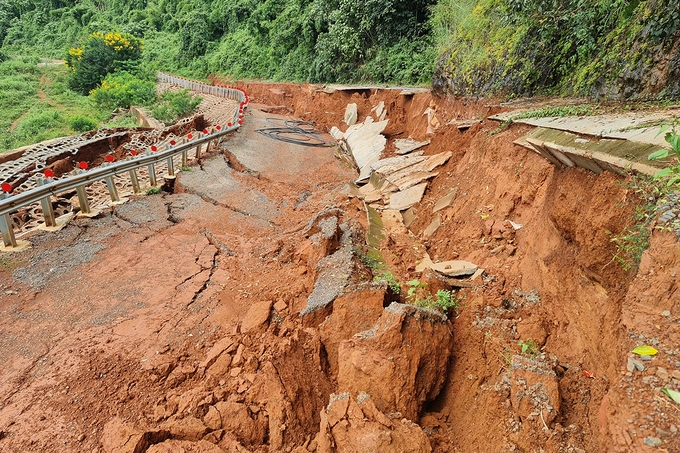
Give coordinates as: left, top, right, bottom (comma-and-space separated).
330, 126, 344, 141
429, 260, 478, 277
395, 138, 431, 155
389, 183, 427, 211
372, 152, 426, 175
344, 103, 358, 125
402, 208, 418, 229
415, 252, 434, 273
433, 188, 458, 213
422, 214, 442, 239
518, 127, 662, 176
390, 171, 438, 191
344, 120, 389, 182
381, 209, 408, 235
421, 151, 453, 172
372, 101, 385, 119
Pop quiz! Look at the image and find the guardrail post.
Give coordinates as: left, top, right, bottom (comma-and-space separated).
148, 164, 158, 187
167, 156, 175, 177
129, 169, 141, 193
0, 193, 17, 248
37, 177, 57, 227
76, 184, 91, 214
105, 175, 120, 203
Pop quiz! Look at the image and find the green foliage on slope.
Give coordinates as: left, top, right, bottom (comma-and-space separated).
0, 0, 437, 85
430, 0, 680, 99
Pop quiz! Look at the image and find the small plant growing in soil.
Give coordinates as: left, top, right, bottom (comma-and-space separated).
518, 339, 540, 357
146, 187, 162, 195
373, 271, 401, 295
406, 280, 460, 315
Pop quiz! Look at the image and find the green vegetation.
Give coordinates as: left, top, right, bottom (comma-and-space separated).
0, 0, 438, 86
608, 175, 667, 271
431, 0, 680, 98
517, 339, 540, 357
405, 279, 460, 315
373, 270, 401, 295
90, 71, 156, 110
648, 120, 680, 185
146, 186, 162, 195
152, 89, 202, 125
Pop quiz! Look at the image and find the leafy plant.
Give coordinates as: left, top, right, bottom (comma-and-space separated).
151, 89, 202, 124
146, 187, 162, 195
648, 120, 680, 186
406, 279, 460, 315
518, 339, 539, 357
90, 72, 156, 110
373, 271, 401, 295
69, 115, 98, 132
66, 31, 144, 95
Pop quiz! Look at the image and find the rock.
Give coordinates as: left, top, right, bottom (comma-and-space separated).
204, 406, 222, 431
641, 355, 652, 361
200, 337, 235, 371
662, 310, 671, 317
429, 260, 477, 277
162, 416, 208, 441
433, 188, 458, 213
337, 302, 451, 421
672, 370, 680, 380
402, 208, 417, 229
274, 299, 288, 312
101, 418, 169, 453
146, 439, 230, 453
510, 355, 560, 426
389, 183, 428, 211
317, 393, 432, 453
319, 286, 387, 375
656, 367, 670, 381
344, 103, 358, 126
643, 437, 662, 447
213, 401, 266, 446
241, 300, 272, 334
207, 352, 232, 377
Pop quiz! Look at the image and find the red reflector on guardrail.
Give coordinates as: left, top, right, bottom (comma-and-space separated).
79, 162, 88, 170
1, 183, 11, 193
105, 155, 114, 163
44, 169, 54, 178
151, 145, 157, 152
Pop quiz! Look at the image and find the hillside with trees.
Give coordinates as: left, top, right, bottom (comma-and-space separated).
1, 0, 680, 99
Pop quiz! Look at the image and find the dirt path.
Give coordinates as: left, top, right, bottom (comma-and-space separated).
0, 83, 679, 453
8, 73, 57, 133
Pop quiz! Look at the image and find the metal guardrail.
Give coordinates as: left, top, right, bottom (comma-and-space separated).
0, 73, 249, 250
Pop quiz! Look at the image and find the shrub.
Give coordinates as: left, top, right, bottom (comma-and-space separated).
89, 72, 156, 109
69, 115, 98, 132
151, 89, 202, 124
66, 31, 144, 95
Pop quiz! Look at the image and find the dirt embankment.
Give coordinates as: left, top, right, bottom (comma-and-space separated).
1, 80, 679, 453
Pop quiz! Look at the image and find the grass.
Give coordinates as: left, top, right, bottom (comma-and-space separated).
406, 279, 460, 316
0, 57, 117, 153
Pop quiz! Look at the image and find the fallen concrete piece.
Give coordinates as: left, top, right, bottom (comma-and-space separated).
423, 214, 442, 239
433, 188, 458, 213
372, 101, 385, 119
390, 171, 438, 191
516, 127, 665, 177
329, 126, 344, 140
371, 153, 426, 175
430, 260, 478, 277
395, 137, 431, 155
402, 208, 418, 229
344, 119, 389, 182
344, 103, 358, 125
421, 151, 452, 172
389, 183, 427, 211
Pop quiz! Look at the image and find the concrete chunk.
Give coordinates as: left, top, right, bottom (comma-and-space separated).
394, 138, 430, 155
423, 214, 441, 239
344, 120, 389, 182
344, 103, 358, 126
430, 260, 478, 277
389, 183, 427, 211
433, 188, 458, 213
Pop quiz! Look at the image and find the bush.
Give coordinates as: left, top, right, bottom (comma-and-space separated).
151, 89, 202, 124
69, 115, 98, 132
66, 31, 144, 95
89, 72, 156, 109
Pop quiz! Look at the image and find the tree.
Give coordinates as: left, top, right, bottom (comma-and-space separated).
65, 31, 143, 94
